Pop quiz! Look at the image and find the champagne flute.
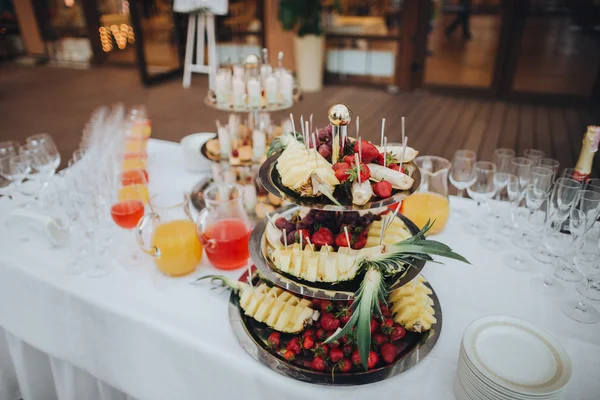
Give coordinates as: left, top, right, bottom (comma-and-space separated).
504, 188, 549, 271
562, 230, 600, 323
551, 178, 581, 219
561, 168, 577, 180
529, 210, 583, 295
576, 190, 600, 234
530, 166, 553, 194
538, 158, 559, 182
523, 148, 544, 166
464, 161, 495, 235
484, 148, 515, 225
449, 149, 476, 218
480, 174, 519, 250
511, 157, 533, 195
26, 133, 61, 171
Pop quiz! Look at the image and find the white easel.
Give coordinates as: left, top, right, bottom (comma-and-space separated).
182, 12, 217, 89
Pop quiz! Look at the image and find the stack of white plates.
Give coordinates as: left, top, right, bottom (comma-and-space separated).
455, 316, 572, 400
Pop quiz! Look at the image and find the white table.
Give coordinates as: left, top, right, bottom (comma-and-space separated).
0, 139, 599, 400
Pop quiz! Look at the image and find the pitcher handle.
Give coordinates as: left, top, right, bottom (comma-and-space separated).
195, 208, 217, 251
136, 213, 161, 257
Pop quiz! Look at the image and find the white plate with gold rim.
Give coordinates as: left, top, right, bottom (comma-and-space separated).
462, 316, 572, 397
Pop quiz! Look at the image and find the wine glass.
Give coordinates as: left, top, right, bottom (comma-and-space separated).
480, 173, 519, 250
17, 143, 56, 197
511, 157, 533, 195
4, 153, 31, 195
26, 134, 61, 171
586, 178, 600, 193
498, 174, 521, 236
551, 178, 581, 219
530, 210, 583, 295
562, 231, 600, 323
464, 161, 495, 235
0, 141, 20, 158
538, 158, 560, 182
576, 190, 600, 234
449, 149, 476, 217
484, 148, 515, 225
561, 168, 577, 180
530, 166, 553, 194
504, 188, 549, 271
523, 149, 544, 166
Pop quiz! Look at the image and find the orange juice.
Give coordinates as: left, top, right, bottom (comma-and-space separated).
151, 220, 203, 276
122, 158, 147, 172
125, 138, 148, 154
400, 192, 450, 235
118, 184, 149, 204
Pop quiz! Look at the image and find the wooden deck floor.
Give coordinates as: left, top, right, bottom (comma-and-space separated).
1, 65, 599, 175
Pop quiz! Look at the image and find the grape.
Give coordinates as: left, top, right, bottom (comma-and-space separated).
318, 144, 332, 160
318, 128, 331, 143
342, 211, 359, 225
373, 214, 382, 221
275, 217, 289, 230
358, 215, 371, 227
308, 209, 319, 216
301, 214, 316, 226
286, 229, 297, 245
325, 124, 333, 134
315, 211, 331, 224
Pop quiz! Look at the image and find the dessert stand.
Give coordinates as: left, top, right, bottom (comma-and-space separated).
223, 104, 444, 385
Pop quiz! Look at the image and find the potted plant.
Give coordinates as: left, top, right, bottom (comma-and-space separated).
278, 0, 326, 92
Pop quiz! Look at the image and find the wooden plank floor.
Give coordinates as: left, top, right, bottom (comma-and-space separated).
1, 64, 599, 176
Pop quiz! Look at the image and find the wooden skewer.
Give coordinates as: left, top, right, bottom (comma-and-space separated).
305, 121, 310, 157
309, 114, 313, 138
399, 136, 408, 167
247, 264, 253, 287
354, 153, 361, 183
289, 113, 296, 134
383, 137, 388, 168
384, 201, 402, 234
306, 237, 315, 253
356, 116, 360, 141
283, 228, 288, 250
380, 118, 386, 148
358, 137, 362, 164
344, 226, 351, 248
379, 216, 386, 246
261, 204, 274, 227
299, 230, 304, 250
401, 116, 406, 144
300, 115, 305, 138
325, 244, 332, 256
312, 131, 318, 167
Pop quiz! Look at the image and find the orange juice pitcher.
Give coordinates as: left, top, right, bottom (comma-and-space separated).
195, 183, 251, 270
136, 193, 202, 277
401, 156, 451, 235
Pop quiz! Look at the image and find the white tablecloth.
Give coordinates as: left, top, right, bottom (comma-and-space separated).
0, 139, 599, 400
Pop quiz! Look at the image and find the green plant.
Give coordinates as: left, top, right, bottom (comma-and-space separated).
278, 0, 324, 37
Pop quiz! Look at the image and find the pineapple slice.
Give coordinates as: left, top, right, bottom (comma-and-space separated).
277, 248, 292, 273
274, 303, 295, 331
317, 247, 329, 281
291, 243, 303, 277
253, 287, 283, 322
291, 307, 316, 332
305, 249, 319, 282
265, 292, 293, 326
324, 252, 338, 282
388, 276, 436, 333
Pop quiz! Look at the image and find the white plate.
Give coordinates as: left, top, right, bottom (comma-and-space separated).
454, 375, 472, 400
460, 345, 559, 399
462, 316, 572, 396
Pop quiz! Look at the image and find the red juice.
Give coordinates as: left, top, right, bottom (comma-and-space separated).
111, 200, 145, 229
121, 169, 148, 186
204, 219, 251, 270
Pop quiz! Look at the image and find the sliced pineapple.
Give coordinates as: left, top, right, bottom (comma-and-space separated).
388, 276, 436, 333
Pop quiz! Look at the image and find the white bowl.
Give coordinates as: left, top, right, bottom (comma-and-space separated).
180, 133, 215, 172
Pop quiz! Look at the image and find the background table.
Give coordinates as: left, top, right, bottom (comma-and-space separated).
0, 139, 599, 400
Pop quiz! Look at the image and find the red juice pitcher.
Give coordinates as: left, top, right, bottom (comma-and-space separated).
196, 183, 252, 270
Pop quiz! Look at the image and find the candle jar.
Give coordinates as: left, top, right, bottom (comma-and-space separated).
215, 68, 231, 105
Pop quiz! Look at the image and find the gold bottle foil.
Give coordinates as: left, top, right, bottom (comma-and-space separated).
574, 125, 600, 182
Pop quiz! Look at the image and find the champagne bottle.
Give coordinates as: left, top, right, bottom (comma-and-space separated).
573, 126, 600, 182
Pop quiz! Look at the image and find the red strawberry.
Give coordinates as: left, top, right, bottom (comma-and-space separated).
311, 355, 327, 371
312, 227, 334, 247
320, 313, 340, 331
332, 161, 349, 172
381, 343, 397, 364
286, 337, 302, 354
343, 155, 356, 165
316, 328, 328, 341
231, 149, 239, 158
390, 325, 407, 342
336, 307, 352, 325
380, 305, 392, 317
372, 333, 388, 346
337, 358, 353, 372
370, 318, 379, 334
283, 350, 295, 361
353, 163, 371, 182
303, 335, 315, 350
347, 299, 354, 307
314, 342, 329, 357
380, 318, 394, 334
351, 236, 367, 250
376, 152, 385, 165
367, 351, 380, 369
335, 233, 350, 248
320, 300, 334, 313
329, 347, 344, 362
342, 344, 354, 357
267, 332, 280, 349
303, 328, 316, 339
295, 229, 311, 245
351, 349, 361, 366
312, 298, 322, 307
354, 141, 379, 163
373, 180, 393, 198
334, 164, 351, 182
388, 163, 405, 173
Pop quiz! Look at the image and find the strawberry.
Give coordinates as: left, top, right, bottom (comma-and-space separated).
295, 229, 311, 245
267, 332, 280, 349
351, 349, 361, 366
311, 355, 327, 371
336, 307, 352, 325
347, 299, 354, 307
316, 328, 328, 341
380, 305, 392, 317
329, 347, 344, 363
380, 318, 394, 334
351, 236, 367, 250
314, 342, 329, 357
320, 300, 334, 313
348, 163, 371, 182
303, 328, 316, 339
286, 337, 302, 354
303, 335, 315, 350
373, 180, 393, 198
231, 149, 239, 158
342, 344, 354, 358
388, 163, 404, 173
311, 227, 334, 247
372, 333, 388, 346
320, 313, 340, 331
334, 163, 351, 182
354, 141, 379, 163
332, 161, 349, 172
312, 298, 322, 307
377, 152, 396, 166
367, 351, 380, 369
283, 350, 295, 361
335, 233, 350, 248
389, 325, 407, 342
343, 155, 356, 165
381, 343, 397, 364
337, 358, 353, 372
376, 152, 385, 165
370, 318, 379, 334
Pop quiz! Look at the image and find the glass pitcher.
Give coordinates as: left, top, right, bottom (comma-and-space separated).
196, 183, 251, 270
136, 192, 203, 277
401, 156, 451, 235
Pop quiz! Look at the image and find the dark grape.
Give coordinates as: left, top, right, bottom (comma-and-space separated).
342, 211, 360, 225
296, 222, 310, 230
308, 209, 319, 216
301, 214, 315, 226
318, 144, 332, 160
358, 215, 371, 227
315, 211, 331, 224
318, 128, 331, 143
325, 124, 333, 134
286, 229, 297, 244
373, 214, 382, 221
275, 217, 289, 230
